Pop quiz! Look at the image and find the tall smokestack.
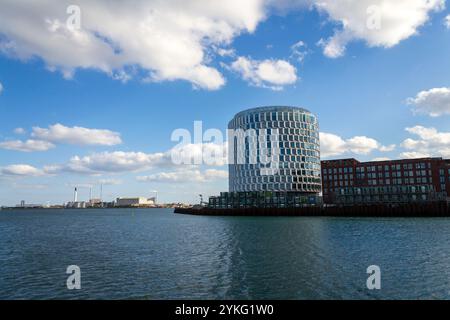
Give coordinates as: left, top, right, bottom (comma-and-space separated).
74, 187, 78, 202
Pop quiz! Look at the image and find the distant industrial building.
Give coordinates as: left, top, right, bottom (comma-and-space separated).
115, 197, 156, 207
209, 106, 322, 209
65, 187, 108, 208
66, 201, 87, 209
89, 198, 102, 205
15, 201, 45, 209
321, 157, 450, 205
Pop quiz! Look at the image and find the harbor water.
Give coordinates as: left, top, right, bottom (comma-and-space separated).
1, 208, 450, 299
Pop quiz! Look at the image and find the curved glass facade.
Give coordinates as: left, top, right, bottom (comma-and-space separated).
228, 106, 322, 194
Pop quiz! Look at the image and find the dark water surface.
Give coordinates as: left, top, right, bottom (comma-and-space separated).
1, 208, 450, 300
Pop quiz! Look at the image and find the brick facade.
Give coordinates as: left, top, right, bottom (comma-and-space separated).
321, 158, 450, 205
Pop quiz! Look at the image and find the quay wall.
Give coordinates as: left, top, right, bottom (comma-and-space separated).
174, 202, 450, 217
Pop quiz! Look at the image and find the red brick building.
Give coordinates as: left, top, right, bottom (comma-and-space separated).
321, 158, 450, 205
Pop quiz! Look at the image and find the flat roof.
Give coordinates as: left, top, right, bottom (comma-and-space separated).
321, 157, 446, 165
232, 106, 312, 119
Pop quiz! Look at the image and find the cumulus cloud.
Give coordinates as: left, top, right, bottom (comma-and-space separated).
320, 132, 395, 158
215, 47, 236, 57
314, 0, 445, 58
0, 164, 44, 177
171, 143, 227, 166
228, 56, 297, 90
31, 123, 122, 146
1, 124, 122, 151
137, 168, 228, 183
400, 126, 450, 158
400, 151, 432, 159
0, 0, 270, 90
0, 81, 3, 94
0, 0, 442, 88
345, 136, 382, 155
0, 139, 55, 152
446, 14, 450, 28
319, 132, 347, 157
407, 87, 450, 117
61, 151, 166, 174
14, 127, 26, 135
47, 142, 226, 175
0, 142, 226, 179
379, 144, 396, 152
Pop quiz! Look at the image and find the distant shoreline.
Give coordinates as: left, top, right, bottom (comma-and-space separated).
0, 207, 179, 211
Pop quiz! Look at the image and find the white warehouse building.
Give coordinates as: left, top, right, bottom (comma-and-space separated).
115, 197, 155, 207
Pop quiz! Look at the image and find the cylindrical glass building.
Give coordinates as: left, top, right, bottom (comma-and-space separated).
228, 106, 321, 194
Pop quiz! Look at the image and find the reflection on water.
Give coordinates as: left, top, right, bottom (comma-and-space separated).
1, 209, 450, 299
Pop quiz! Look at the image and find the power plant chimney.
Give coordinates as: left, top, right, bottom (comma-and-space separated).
74, 187, 78, 202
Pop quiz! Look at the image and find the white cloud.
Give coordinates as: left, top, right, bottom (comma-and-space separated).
229, 56, 297, 90
171, 142, 227, 166
317, 36, 348, 59
0, 81, 3, 94
1, 164, 44, 176
399, 151, 431, 159
379, 144, 396, 152
203, 169, 229, 179
31, 123, 122, 146
400, 126, 450, 158
56, 142, 227, 175
0, 0, 442, 86
61, 151, 167, 174
319, 132, 347, 157
0, 0, 270, 90
407, 87, 450, 117
0, 139, 55, 152
320, 132, 395, 158
215, 47, 236, 57
3, 140, 226, 179
137, 168, 228, 183
445, 14, 450, 28
314, 0, 445, 58
290, 40, 309, 63
14, 127, 26, 135
345, 136, 381, 155
372, 157, 391, 161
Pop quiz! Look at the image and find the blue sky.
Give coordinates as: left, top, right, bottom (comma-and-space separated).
0, 0, 450, 205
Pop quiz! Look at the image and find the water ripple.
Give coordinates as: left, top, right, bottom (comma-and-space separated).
1, 210, 450, 299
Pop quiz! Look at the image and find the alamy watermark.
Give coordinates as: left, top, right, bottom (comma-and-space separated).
367, 265, 381, 290
170, 121, 281, 175
64, 4, 383, 33
367, 5, 382, 31
66, 5, 81, 31
66, 265, 81, 290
